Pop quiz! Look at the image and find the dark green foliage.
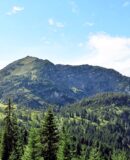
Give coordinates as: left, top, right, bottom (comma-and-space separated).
8, 113, 24, 160
1, 99, 14, 160
111, 150, 128, 160
60, 94, 130, 159
79, 93, 130, 107
76, 142, 82, 156
1, 100, 21, 160
88, 147, 103, 160
40, 109, 59, 160
0, 94, 130, 160
57, 126, 72, 160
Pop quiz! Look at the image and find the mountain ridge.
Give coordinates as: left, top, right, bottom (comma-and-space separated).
0, 56, 130, 108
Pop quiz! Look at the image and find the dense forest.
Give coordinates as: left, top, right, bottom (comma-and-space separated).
0, 93, 130, 160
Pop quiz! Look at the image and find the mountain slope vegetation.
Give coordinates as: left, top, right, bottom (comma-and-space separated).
0, 56, 130, 108
0, 93, 130, 159
60, 93, 130, 159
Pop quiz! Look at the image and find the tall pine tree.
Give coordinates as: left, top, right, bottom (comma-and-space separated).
1, 99, 20, 160
1, 99, 14, 160
40, 109, 59, 160
9, 113, 24, 160
88, 147, 104, 160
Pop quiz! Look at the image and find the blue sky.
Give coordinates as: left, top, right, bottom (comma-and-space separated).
0, 0, 130, 75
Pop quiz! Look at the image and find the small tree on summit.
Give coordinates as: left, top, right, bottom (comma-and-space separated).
40, 109, 59, 160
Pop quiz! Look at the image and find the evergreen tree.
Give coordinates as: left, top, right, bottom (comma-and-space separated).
111, 150, 127, 160
19, 125, 28, 146
57, 126, 72, 160
57, 129, 65, 160
1, 99, 21, 160
76, 142, 82, 156
1, 99, 14, 160
22, 127, 43, 160
0, 129, 4, 158
9, 113, 23, 160
63, 131, 72, 160
41, 109, 59, 160
88, 147, 104, 160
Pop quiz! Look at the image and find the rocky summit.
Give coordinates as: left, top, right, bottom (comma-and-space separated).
0, 56, 130, 108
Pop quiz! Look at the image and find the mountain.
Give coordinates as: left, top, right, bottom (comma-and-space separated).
0, 56, 130, 108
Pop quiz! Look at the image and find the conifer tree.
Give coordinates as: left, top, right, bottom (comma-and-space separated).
0, 129, 4, 158
88, 147, 104, 160
57, 126, 72, 160
111, 150, 127, 160
63, 128, 72, 160
1, 99, 14, 160
57, 129, 65, 160
9, 113, 24, 160
22, 127, 43, 160
76, 142, 82, 156
1, 99, 20, 160
41, 109, 59, 160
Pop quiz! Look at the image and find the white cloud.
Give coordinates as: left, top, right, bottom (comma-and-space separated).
48, 18, 64, 28
12, 6, 24, 13
84, 22, 94, 27
6, 5, 24, 15
123, 1, 130, 7
30, 33, 130, 76
78, 42, 84, 48
48, 18, 54, 26
74, 33, 130, 76
69, 0, 79, 14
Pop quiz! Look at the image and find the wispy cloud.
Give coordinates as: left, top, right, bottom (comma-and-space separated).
123, 1, 130, 7
78, 42, 84, 48
74, 33, 130, 76
48, 18, 54, 26
56, 22, 64, 28
84, 22, 95, 27
40, 36, 51, 45
69, 0, 79, 14
6, 5, 24, 15
48, 18, 65, 28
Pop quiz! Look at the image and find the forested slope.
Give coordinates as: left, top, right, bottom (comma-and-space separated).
0, 93, 129, 159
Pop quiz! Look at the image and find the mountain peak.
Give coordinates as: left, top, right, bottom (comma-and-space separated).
0, 56, 55, 78
19, 56, 38, 65
21, 56, 54, 66
23, 55, 37, 60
